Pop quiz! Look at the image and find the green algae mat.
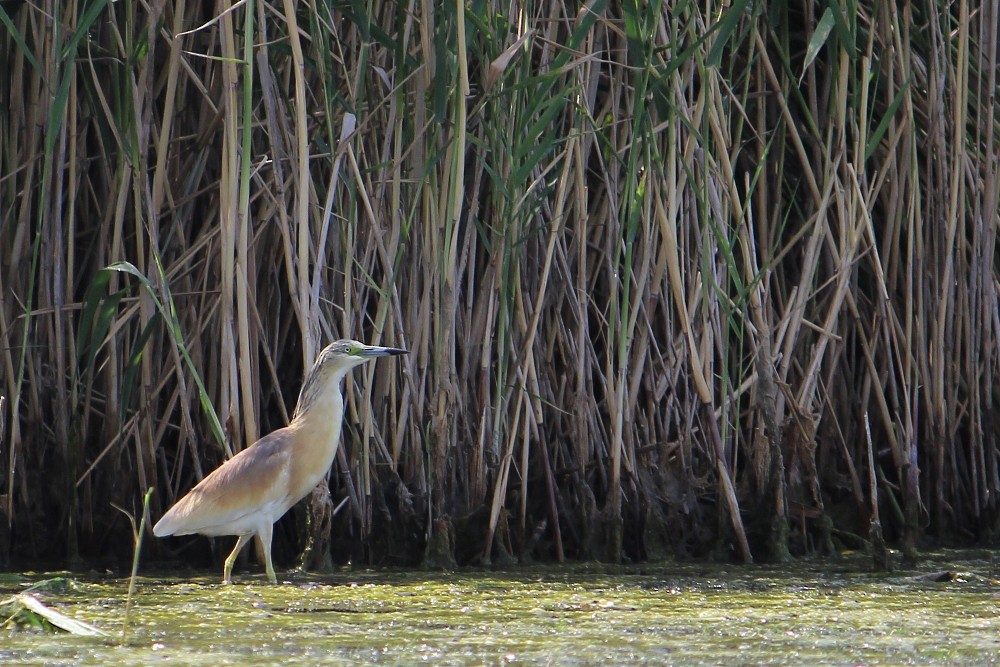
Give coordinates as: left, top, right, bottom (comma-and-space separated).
2, 552, 998, 665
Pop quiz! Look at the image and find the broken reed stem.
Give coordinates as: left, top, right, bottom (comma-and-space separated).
864, 414, 891, 572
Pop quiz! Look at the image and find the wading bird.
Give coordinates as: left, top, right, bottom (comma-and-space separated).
153, 339, 407, 583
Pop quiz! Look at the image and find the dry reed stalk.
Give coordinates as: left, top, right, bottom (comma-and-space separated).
1, 0, 998, 571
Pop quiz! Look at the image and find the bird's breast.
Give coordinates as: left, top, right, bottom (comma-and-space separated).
287, 394, 345, 500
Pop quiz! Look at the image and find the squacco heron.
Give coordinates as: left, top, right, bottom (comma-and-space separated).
153, 339, 407, 583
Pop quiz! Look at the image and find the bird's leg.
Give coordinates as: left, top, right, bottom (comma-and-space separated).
223, 534, 252, 584
256, 523, 277, 583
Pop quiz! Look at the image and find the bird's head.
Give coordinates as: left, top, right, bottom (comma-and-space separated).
316, 339, 409, 372
293, 339, 408, 419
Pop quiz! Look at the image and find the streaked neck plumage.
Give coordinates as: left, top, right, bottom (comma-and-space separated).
291, 357, 356, 427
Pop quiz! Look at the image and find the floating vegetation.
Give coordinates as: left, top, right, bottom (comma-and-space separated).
0, 554, 998, 664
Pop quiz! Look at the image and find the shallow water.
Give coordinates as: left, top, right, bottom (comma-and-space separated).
2, 551, 999, 665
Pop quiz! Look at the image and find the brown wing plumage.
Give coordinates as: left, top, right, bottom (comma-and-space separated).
153, 428, 294, 537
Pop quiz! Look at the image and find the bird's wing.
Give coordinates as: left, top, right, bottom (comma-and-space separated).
153, 429, 294, 537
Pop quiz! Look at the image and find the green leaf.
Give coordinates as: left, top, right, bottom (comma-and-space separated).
827, 0, 855, 60
106, 262, 227, 453
120, 315, 159, 421
865, 78, 910, 161
47, 0, 111, 154
57, 0, 111, 61
76, 270, 114, 363
707, 0, 752, 68
800, 7, 836, 82
0, 5, 43, 79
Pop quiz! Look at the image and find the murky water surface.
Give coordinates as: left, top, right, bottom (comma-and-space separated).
2, 551, 998, 665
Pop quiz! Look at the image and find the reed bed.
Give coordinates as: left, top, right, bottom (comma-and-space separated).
0, 0, 997, 570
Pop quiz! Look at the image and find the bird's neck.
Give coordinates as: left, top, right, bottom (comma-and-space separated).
291, 366, 349, 425
287, 369, 348, 490
288, 369, 348, 471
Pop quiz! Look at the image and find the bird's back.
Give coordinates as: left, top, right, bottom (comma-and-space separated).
153, 429, 295, 538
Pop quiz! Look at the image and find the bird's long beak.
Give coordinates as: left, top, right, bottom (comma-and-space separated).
360, 345, 408, 357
